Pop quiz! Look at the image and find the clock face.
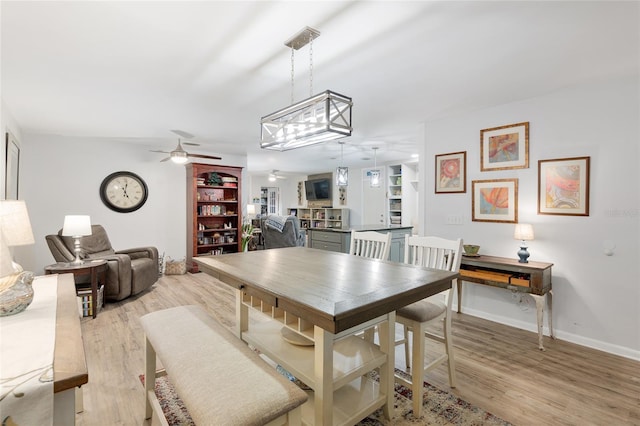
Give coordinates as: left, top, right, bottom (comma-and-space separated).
99, 171, 148, 213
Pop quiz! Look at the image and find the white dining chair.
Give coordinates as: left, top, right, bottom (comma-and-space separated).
348, 230, 391, 260
395, 235, 463, 417
349, 230, 392, 342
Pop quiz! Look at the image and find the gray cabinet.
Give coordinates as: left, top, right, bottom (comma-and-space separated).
308, 226, 412, 262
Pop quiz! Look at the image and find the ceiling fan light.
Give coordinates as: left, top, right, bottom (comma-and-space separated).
171, 152, 188, 164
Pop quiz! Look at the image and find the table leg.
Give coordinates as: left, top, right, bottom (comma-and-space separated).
456, 280, 462, 313
90, 267, 98, 319
314, 326, 333, 426
235, 289, 248, 340
377, 311, 395, 420
530, 294, 546, 351
548, 290, 555, 340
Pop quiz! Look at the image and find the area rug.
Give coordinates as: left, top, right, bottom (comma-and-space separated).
140, 370, 512, 425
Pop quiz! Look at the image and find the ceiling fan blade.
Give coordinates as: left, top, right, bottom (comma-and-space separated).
182, 142, 200, 147
160, 157, 172, 162
170, 129, 195, 139
187, 153, 222, 160
150, 149, 170, 154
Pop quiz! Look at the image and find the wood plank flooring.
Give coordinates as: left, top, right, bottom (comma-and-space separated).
75, 273, 640, 425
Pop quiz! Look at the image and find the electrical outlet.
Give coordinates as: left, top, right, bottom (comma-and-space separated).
445, 215, 463, 225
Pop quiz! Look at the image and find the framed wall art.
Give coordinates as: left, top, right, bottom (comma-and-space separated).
480, 122, 529, 171
5, 131, 20, 199
472, 178, 518, 223
538, 156, 590, 216
435, 151, 466, 193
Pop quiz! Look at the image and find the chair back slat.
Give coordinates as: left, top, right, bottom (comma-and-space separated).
404, 235, 463, 273
349, 230, 392, 260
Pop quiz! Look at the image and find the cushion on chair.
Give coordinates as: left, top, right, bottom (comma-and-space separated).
397, 298, 446, 322
59, 224, 115, 258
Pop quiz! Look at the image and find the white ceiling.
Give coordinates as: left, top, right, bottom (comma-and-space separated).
1, 1, 637, 176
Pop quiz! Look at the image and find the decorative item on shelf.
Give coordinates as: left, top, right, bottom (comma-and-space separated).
514, 223, 534, 263
62, 215, 92, 264
241, 222, 254, 252
208, 172, 222, 186
260, 26, 352, 151
370, 147, 381, 188
463, 244, 481, 257
0, 200, 36, 316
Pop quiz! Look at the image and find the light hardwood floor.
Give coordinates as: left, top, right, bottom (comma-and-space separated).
76, 273, 639, 426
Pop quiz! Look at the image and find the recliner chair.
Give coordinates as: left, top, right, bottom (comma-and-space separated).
46, 224, 159, 301
260, 215, 305, 249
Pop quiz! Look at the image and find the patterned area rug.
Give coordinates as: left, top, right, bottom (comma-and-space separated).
140, 370, 512, 425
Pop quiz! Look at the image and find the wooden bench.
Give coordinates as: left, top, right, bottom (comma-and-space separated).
140, 305, 308, 425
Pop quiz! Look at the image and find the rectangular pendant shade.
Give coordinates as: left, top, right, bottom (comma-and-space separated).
336, 166, 348, 186
261, 90, 352, 151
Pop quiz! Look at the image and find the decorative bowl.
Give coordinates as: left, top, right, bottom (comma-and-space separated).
463, 245, 480, 255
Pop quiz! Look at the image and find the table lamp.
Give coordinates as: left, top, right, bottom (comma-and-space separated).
246, 203, 256, 218
514, 223, 534, 263
0, 200, 36, 316
62, 215, 92, 264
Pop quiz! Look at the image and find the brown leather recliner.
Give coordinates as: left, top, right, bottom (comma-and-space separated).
46, 224, 159, 301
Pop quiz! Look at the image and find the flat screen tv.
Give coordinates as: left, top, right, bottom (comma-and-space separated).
305, 178, 331, 201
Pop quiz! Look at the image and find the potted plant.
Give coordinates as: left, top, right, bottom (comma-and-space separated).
241, 222, 253, 252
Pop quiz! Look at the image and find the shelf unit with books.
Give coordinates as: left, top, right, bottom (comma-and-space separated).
187, 163, 243, 272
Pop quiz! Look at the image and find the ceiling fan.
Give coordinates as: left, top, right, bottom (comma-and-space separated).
151, 130, 222, 164
269, 170, 287, 181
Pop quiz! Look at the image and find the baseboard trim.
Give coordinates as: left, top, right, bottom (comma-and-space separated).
455, 306, 640, 361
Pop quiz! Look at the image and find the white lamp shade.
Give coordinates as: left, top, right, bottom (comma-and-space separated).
62, 215, 92, 237
0, 200, 35, 246
247, 204, 256, 215
514, 223, 534, 241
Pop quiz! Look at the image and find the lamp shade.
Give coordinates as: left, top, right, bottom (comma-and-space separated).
0, 200, 35, 247
62, 215, 92, 237
247, 204, 256, 216
514, 223, 534, 241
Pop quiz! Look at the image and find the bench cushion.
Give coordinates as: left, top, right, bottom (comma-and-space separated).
140, 305, 307, 426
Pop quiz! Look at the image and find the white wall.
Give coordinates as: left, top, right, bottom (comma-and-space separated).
18, 134, 247, 274
422, 76, 640, 359
1, 100, 23, 199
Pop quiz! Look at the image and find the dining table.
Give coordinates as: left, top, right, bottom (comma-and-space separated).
194, 247, 458, 426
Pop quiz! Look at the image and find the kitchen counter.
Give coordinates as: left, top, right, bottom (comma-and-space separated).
307, 225, 413, 262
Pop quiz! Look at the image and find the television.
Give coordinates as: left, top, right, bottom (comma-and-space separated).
305, 178, 332, 201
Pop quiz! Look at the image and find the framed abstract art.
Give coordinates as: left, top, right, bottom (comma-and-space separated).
435, 151, 466, 193
538, 156, 590, 216
472, 178, 518, 223
480, 122, 529, 171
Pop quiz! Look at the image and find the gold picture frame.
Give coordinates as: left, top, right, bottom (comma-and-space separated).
435, 151, 466, 193
538, 156, 590, 216
480, 122, 529, 171
472, 178, 518, 223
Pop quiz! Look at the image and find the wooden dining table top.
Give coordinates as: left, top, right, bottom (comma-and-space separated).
194, 247, 458, 334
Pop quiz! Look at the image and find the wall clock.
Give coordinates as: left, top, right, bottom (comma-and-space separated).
99, 171, 148, 213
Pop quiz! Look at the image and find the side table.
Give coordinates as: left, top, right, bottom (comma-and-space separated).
45, 260, 108, 318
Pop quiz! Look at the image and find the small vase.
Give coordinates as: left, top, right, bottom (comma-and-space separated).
0, 271, 35, 316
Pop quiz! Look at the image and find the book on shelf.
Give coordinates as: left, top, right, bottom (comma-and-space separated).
76, 284, 104, 317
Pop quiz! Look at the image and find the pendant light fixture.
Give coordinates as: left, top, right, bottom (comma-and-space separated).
260, 27, 353, 151
370, 147, 381, 188
336, 141, 348, 187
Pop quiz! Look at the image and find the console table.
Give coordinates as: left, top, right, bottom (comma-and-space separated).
0, 273, 87, 425
458, 255, 554, 350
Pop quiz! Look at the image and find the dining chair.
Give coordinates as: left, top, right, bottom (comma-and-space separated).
395, 235, 463, 418
348, 230, 392, 260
